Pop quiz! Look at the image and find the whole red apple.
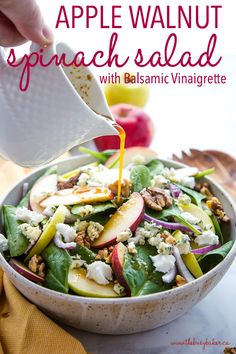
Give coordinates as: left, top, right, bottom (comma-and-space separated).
95, 104, 154, 151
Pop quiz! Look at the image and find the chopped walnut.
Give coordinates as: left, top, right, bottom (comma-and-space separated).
224, 347, 236, 354
74, 221, 104, 247
75, 231, 91, 248
28, 255, 46, 278
57, 174, 80, 190
206, 197, 229, 222
95, 246, 114, 263
165, 235, 176, 245
141, 187, 173, 211
195, 182, 213, 199
175, 275, 187, 287
108, 179, 132, 198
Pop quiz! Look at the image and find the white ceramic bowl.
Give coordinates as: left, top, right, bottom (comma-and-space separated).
1, 156, 236, 334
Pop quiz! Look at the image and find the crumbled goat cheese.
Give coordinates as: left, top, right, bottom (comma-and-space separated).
151, 175, 168, 188
129, 222, 161, 245
87, 222, 104, 241
158, 241, 173, 255
178, 176, 195, 189
117, 229, 132, 242
86, 261, 113, 285
90, 169, 130, 188
77, 205, 94, 218
131, 154, 146, 165
74, 220, 88, 232
43, 205, 56, 218
77, 173, 90, 187
181, 212, 200, 225
148, 234, 162, 247
162, 167, 195, 189
56, 223, 77, 243
195, 230, 219, 246
113, 283, 125, 295
0, 234, 8, 252
178, 194, 191, 205
176, 234, 191, 255
16, 207, 45, 226
150, 254, 176, 273
71, 255, 86, 269
19, 223, 42, 244
128, 242, 137, 254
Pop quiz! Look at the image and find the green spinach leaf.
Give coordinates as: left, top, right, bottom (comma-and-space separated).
69, 245, 96, 264
146, 159, 164, 177
175, 184, 206, 207
130, 165, 151, 192
123, 245, 171, 296
198, 240, 234, 272
71, 202, 116, 218
42, 242, 71, 293
211, 214, 223, 244
3, 205, 29, 257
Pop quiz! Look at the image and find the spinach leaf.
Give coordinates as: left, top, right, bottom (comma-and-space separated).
2, 205, 29, 257
175, 184, 206, 207
71, 202, 116, 218
79, 146, 117, 164
69, 245, 96, 264
146, 159, 164, 177
18, 165, 58, 208
123, 245, 171, 296
130, 165, 151, 192
42, 242, 71, 293
211, 214, 223, 244
198, 240, 234, 273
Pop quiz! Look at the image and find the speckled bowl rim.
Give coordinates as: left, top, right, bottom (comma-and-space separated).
1, 155, 236, 305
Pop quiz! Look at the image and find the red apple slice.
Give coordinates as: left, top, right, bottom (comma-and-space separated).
40, 187, 114, 207
92, 192, 144, 249
30, 174, 58, 213
9, 259, 44, 284
105, 147, 158, 168
112, 243, 130, 294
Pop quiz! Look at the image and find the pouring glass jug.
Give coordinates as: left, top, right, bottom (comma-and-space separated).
0, 42, 118, 167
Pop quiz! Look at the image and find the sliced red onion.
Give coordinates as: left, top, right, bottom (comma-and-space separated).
162, 264, 177, 284
170, 184, 182, 199
144, 213, 199, 233
54, 232, 76, 250
22, 183, 29, 198
173, 246, 195, 282
192, 244, 220, 255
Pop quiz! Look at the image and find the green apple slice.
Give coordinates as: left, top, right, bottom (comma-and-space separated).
25, 205, 68, 262
68, 268, 121, 298
181, 203, 215, 232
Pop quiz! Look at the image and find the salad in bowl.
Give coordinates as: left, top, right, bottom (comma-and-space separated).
0, 147, 234, 298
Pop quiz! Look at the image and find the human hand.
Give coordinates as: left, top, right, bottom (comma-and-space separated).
0, 0, 53, 47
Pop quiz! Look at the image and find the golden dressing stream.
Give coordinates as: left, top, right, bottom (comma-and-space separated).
113, 124, 126, 203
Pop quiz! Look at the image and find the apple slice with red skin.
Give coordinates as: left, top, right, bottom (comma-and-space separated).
105, 147, 158, 169
112, 243, 130, 295
9, 259, 44, 284
30, 174, 58, 213
92, 192, 144, 249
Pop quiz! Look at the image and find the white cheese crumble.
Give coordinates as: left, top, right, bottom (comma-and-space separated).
195, 230, 219, 246
176, 234, 191, 255
76, 205, 94, 218
0, 233, 8, 252
148, 235, 162, 247
19, 223, 42, 244
150, 254, 176, 273
158, 241, 173, 255
16, 207, 45, 226
43, 205, 56, 218
117, 229, 132, 242
77, 172, 90, 187
127, 242, 137, 254
129, 222, 162, 245
180, 212, 200, 225
74, 220, 88, 232
113, 283, 125, 295
151, 175, 168, 188
56, 223, 76, 243
87, 222, 104, 241
178, 194, 191, 205
162, 167, 195, 189
71, 255, 86, 269
86, 261, 113, 285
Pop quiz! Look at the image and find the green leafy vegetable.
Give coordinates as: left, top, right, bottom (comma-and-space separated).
42, 242, 71, 293
123, 245, 171, 296
145, 159, 164, 177
69, 245, 96, 264
198, 240, 234, 272
71, 202, 116, 219
195, 168, 215, 179
211, 214, 223, 244
3, 205, 29, 257
130, 165, 151, 192
79, 146, 117, 164
175, 184, 206, 207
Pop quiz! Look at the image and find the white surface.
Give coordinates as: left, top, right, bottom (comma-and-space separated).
62, 258, 236, 353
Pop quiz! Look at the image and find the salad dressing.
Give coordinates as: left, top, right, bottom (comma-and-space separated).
114, 124, 126, 202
